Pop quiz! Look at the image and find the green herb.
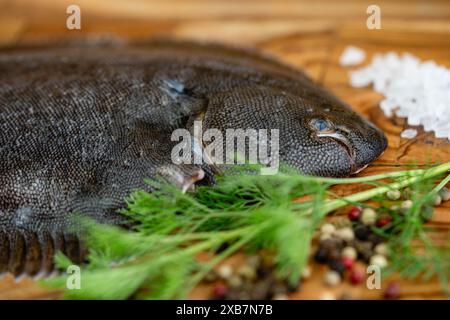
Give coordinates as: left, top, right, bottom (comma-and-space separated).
44, 162, 450, 299
373, 172, 450, 295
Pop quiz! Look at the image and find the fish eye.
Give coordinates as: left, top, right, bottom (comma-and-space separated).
311, 118, 332, 132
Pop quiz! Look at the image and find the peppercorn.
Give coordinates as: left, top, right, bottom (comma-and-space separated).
217, 264, 233, 279
272, 293, 289, 300
432, 194, 442, 206
329, 259, 346, 277
321, 238, 344, 250
317, 238, 343, 262
370, 254, 388, 268
204, 270, 218, 282
256, 264, 272, 278
354, 225, 371, 241
320, 292, 336, 300
334, 218, 353, 229
339, 291, 353, 300
374, 243, 389, 256
401, 199, 413, 210
314, 247, 329, 264
420, 205, 434, 221
348, 206, 362, 221
361, 208, 377, 225
238, 264, 256, 280
439, 187, 450, 201
390, 205, 399, 211
349, 267, 365, 285
354, 240, 373, 262
403, 187, 413, 199
320, 233, 332, 241
367, 233, 384, 247
341, 246, 357, 261
321, 223, 336, 235
272, 282, 289, 296
335, 227, 355, 242
227, 275, 243, 288
301, 265, 312, 279
246, 255, 261, 269
341, 256, 354, 270
250, 276, 276, 300
323, 270, 341, 286
376, 215, 392, 228
211, 283, 228, 300
386, 189, 401, 200
384, 282, 400, 299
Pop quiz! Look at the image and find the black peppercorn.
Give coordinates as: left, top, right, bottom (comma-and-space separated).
314, 247, 329, 263
368, 234, 384, 247
329, 259, 346, 277
256, 265, 272, 278
354, 225, 371, 241
354, 240, 373, 263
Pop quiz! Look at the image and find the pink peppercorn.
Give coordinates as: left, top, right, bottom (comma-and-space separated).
384, 282, 400, 299
348, 206, 362, 221
349, 268, 365, 285
212, 283, 228, 299
341, 256, 354, 270
376, 216, 392, 228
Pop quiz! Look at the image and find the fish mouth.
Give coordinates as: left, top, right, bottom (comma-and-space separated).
317, 131, 358, 174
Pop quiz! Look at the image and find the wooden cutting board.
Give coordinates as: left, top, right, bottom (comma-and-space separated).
0, 0, 449, 300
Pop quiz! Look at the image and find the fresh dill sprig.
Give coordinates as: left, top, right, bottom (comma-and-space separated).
43, 162, 450, 299
372, 172, 450, 295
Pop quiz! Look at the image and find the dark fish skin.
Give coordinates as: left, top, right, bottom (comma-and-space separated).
0, 41, 387, 276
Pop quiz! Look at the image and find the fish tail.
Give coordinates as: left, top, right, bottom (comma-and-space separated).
0, 229, 86, 278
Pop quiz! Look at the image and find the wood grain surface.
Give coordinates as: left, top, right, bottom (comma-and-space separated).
0, 0, 448, 300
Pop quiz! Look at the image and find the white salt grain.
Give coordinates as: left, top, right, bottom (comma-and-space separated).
400, 129, 418, 139
349, 51, 450, 141
339, 46, 366, 66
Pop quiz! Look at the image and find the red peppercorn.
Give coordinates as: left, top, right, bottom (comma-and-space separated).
376, 216, 392, 228
384, 282, 400, 299
212, 283, 228, 299
349, 267, 365, 285
341, 256, 354, 270
348, 206, 362, 221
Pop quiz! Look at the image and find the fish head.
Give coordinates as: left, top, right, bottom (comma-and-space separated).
278, 89, 388, 177
203, 86, 387, 177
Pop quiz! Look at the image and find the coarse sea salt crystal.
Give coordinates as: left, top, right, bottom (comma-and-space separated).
339, 46, 366, 66
348, 50, 450, 141
401, 129, 418, 139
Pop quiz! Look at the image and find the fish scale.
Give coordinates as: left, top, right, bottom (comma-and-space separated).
0, 40, 387, 277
